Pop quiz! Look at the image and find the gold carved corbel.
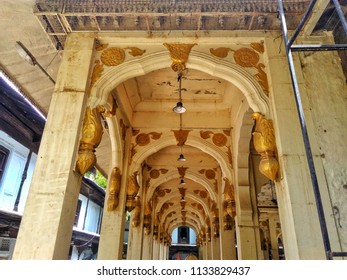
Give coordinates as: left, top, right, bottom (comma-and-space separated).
107, 167, 122, 211
163, 43, 197, 72
252, 112, 279, 181
76, 107, 103, 175
143, 201, 152, 235
126, 171, 140, 212
131, 196, 141, 227
223, 178, 236, 217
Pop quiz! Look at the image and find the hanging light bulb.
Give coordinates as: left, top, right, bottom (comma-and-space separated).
177, 153, 186, 162
179, 178, 186, 185
173, 71, 186, 113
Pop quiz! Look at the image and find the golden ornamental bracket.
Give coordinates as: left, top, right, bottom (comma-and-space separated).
252, 112, 280, 181
131, 196, 141, 227
76, 107, 103, 175
163, 43, 197, 72
107, 167, 122, 211
126, 171, 140, 212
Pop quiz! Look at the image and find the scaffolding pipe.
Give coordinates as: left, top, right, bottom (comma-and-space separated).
332, 0, 347, 36
291, 44, 347, 51
288, 0, 317, 47
277, 0, 333, 260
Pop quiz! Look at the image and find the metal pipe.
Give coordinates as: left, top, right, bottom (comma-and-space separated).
331, 0, 347, 36
288, 0, 317, 47
277, 0, 332, 260
291, 44, 347, 51
332, 252, 347, 257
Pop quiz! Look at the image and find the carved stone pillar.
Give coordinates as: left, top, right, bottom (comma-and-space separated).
12, 33, 95, 260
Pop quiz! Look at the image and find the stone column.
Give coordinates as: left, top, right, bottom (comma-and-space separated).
152, 239, 160, 260
235, 216, 258, 259
98, 128, 132, 259
221, 228, 237, 259
12, 33, 95, 260
127, 196, 144, 259
142, 232, 153, 260
265, 35, 341, 259
268, 213, 279, 260
212, 236, 221, 260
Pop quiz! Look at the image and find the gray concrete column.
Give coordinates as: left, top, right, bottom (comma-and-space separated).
12, 33, 95, 260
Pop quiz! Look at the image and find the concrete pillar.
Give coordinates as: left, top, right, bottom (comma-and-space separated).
12, 33, 95, 260
265, 36, 341, 259
98, 128, 132, 259
235, 216, 258, 259
268, 214, 279, 260
212, 236, 221, 260
152, 239, 160, 260
127, 206, 144, 259
127, 184, 145, 259
221, 228, 237, 259
142, 232, 153, 260
198, 246, 203, 260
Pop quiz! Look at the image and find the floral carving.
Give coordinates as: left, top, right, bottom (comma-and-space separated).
126, 172, 140, 212
76, 107, 103, 175
90, 60, 104, 87
172, 129, 191, 146
210, 44, 269, 95
136, 132, 162, 146
200, 130, 227, 147
252, 112, 279, 181
124, 47, 146, 57
163, 43, 197, 72
233, 47, 260, 67
107, 167, 122, 211
149, 168, 168, 179
101, 47, 125, 66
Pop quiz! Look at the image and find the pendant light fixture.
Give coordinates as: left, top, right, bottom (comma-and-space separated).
172, 71, 186, 114
177, 113, 186, 162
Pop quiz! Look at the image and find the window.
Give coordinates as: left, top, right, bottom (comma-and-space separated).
0, 145, 10, 184
74, 200, 82, 226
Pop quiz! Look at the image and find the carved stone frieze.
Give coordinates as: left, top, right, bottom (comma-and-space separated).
252, 112, 279, 181
76, 107, 103, 175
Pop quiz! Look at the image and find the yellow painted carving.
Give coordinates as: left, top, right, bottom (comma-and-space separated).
172, 129, 191, 146
163, 43, 197, 72
210, 45, 269, 96
76, 107, 103, 175
252, 112, 279, 181
90, 60, 104, 88
126, 171, 140, 212
101, 47, 125, 66
131, 196, 141, 227
107, 167, 122, 211
210, 47, 232, 58
124, 47, 146, 57
250, 41, 265, 53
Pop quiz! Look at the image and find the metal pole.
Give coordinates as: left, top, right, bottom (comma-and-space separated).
332, 0, 347, 36
277, 0, 332, 260
288, 0, 317, 47
291, 44, 347, 52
